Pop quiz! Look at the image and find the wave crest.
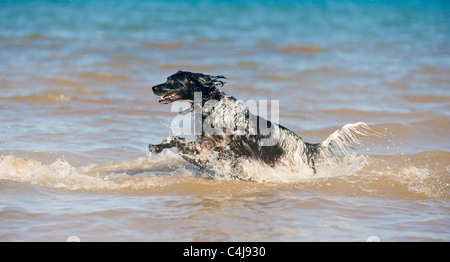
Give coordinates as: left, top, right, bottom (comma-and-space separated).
1, 151, 448, 200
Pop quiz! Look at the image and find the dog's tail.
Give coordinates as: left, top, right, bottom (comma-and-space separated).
319, 122, 372, 159
305, 122, 372, 171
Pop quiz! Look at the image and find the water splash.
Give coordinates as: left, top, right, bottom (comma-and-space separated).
1, 151, 448, 199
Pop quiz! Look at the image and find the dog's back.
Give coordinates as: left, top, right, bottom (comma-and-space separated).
199, 91, 371, 171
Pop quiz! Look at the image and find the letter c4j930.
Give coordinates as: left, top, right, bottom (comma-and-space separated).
227, 246, 265, 258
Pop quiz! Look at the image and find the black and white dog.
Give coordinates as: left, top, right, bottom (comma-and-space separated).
149, 71, 370, 174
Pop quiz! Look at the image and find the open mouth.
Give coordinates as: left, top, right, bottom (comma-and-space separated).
158, 93, 182, 104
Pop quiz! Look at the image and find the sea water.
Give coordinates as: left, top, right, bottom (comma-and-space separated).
0, 0, 449, 241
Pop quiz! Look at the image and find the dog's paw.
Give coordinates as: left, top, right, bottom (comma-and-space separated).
148, 144, 162, 155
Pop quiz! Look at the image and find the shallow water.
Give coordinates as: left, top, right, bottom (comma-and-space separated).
1, 0, 449, 241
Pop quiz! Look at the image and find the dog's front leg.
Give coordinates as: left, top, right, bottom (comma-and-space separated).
180, 154, 209, 171
148, 136, 196, 154
149, 136, 209, 170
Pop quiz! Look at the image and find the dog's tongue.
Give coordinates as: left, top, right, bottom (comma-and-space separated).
159, 93, 181, 104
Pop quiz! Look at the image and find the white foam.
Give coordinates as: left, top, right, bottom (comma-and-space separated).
391, 166, 445, 198
1, 152, 446, 199
207, 153, 368, 184
0, 155, 170, 192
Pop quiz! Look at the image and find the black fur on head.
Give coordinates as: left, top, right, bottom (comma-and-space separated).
152, 71, 227, 104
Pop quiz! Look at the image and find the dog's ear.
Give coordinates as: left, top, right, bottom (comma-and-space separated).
211, 75, 227, 88
197, 74, 227, 88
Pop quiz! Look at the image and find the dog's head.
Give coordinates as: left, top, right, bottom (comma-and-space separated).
152, 71, 226, 104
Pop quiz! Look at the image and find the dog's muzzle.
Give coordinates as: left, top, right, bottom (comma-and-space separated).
152, 84, 182, 104
158, 93, 182, 104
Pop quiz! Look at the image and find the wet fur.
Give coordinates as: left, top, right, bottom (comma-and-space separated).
149, 71, 371, 174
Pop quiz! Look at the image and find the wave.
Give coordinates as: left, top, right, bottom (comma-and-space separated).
4, 92, 113, 105
143, 41, 183, 50
160, 64, 222, 72
6, 92, 72, 103
1, 150, 448, 200
76, 72, 131, 82
279, 44, 323, 53
403, 94, 450, 104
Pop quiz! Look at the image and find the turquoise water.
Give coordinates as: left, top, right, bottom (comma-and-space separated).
2, 0, 448, 72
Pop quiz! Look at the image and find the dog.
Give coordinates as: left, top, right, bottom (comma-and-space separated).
149, 71, 371, 175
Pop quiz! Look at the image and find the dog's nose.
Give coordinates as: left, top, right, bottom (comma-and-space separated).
152, 84, 161, 92
152, 84, 164, 94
